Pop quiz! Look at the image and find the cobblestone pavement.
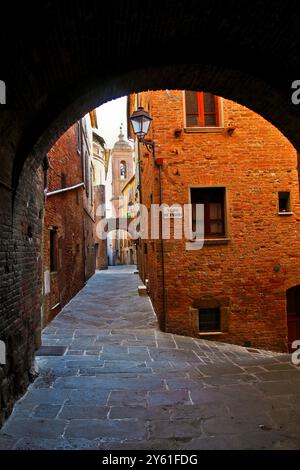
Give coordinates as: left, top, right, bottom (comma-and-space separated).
1, 266, 300, 450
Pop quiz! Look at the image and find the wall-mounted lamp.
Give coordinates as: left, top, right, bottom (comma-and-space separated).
130, 106, 159, 162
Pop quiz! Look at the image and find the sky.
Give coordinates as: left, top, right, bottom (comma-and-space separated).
96, 96, 131, 149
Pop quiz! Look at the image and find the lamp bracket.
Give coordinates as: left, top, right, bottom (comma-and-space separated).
140, 139, 155, 154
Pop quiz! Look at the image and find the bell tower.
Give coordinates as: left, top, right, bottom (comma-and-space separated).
111, 125, 133, 217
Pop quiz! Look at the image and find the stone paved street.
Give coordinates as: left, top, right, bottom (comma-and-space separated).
1, 266, 300, 450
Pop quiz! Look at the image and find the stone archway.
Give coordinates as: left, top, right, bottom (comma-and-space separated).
1, 1, 300, 424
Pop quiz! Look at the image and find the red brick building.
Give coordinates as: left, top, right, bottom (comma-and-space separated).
42, 113, 97, 326
129, 90, 300, 352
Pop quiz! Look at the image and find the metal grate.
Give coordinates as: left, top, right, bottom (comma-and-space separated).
199, 308, 221, 332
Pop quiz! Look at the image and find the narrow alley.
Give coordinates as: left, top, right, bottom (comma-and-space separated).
0, 267, 300, 450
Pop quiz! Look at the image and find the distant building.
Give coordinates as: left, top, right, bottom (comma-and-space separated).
92, 132, 106, 186
42, 111, 99, 326
81, 114, 96, 281
120, 174, 137, 265
107, 128, 134, 265
92, 131, 108, 270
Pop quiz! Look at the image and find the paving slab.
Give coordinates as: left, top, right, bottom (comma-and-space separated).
1, 265, 299, 449
65, 419, 147, 441
3, 418, 67, 439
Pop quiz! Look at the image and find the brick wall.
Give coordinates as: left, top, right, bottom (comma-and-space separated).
0, 157, 44, 425
137, 90, 300, 352
83, 214, 96, 280
42, 124, 86, 326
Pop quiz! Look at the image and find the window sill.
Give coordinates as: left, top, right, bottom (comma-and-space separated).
198, 331, 224, 336
189, 238, 230, 246
278, 212, 294, 216
184, 127, 225, 134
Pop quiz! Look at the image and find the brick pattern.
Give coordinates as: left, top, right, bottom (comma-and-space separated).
137, 90, 300, 352
43, 123, 96, 326
0, 157, 44, 426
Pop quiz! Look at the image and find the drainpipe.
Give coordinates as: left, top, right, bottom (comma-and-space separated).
46, 182, 85, 197
158, 162, 167, 332
137, 142, 142, 205
134, 93, 167, 330
136, 141, 144, 279
149, 141, 167, 332
136, 95, 144, 280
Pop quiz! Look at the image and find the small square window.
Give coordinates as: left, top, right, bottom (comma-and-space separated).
199, 308, 221, 332
278, 192, 291, 212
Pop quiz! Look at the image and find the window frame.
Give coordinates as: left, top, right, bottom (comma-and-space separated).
198, 307, 221, 333
197, 92, 220, 127
183, 91, 224, 132
278, 191, 292, 214
120, 160, 127, 180
188, 185, 230, 243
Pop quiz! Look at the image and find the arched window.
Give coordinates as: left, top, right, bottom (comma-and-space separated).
120, 161, 127, 179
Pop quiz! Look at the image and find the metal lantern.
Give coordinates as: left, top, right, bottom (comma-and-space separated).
130, 106, 152, 141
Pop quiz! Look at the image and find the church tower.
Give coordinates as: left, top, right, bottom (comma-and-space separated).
108, 126, 134, 265
111, 126, 133, 217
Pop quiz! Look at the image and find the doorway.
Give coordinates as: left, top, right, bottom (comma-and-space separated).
286, 286, 300, 352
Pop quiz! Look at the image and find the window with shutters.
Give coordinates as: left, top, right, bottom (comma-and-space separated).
191, 187, 226, 238
185, 91, 221, 128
